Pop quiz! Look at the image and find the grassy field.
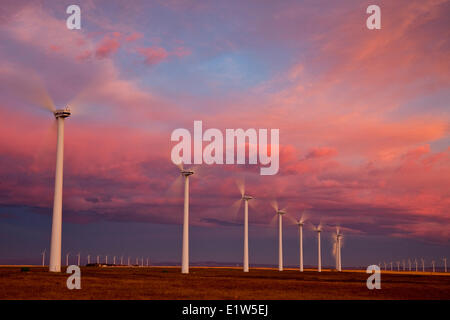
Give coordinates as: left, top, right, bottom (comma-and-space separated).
0, 266, 449, 300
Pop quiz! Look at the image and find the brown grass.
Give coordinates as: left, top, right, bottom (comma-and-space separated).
0, 266, 449, 300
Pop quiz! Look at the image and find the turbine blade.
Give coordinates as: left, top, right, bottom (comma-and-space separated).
269, 214, 278, 226
231, 199, 243, 220
166, 175, 183, 198
270, 200, 278, 212
285, 214, 297, 225
0, 64, 55, 112
235, 178, 245, 197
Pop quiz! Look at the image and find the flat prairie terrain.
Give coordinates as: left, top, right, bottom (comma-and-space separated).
0, 266, 449, 300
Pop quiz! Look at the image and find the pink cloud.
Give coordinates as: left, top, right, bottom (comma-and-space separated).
137, 47, 169, 65
95, 37, 121, 59
305, 147, 337, 159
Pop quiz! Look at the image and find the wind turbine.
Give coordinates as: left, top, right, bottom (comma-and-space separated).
333, 227, 343, 272
65, 252, 70, 266
87, 254, 90, 265
48, 107, 71, 272
414, 258, 418, 272
77, 252, 80, 266
383, 261, 387, 271
120, 256, 124, 265
402, 259, 405, 271
96, 255, 100, 264
390, 261, 393, 271
180, 166, 194, 274
432, 260, 435, 273
296, 218, 305, 272
408, 259, 412, 271
396, 261, 400, 271
135, 257, 138, 265
443, 258, 447, 273
146, 257, 149, 267
314, 224, 322, 272
105, 255, 108, 265
128, 257, 130, 266
234, 180, 254, 272
41, 249, 46, 267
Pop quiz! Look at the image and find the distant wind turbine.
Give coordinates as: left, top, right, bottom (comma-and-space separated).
65, 252, 70, 266
414, 258, 418, 272
396, 261, 400, 271
271, 201, 287, 272
96, 255, 100, 264
41, 249, 46, 267
408, 259, 411, 271
443, 258, 447, 273
402, 259, 405, 271
233, 179, 254, 272
390, 261, 393, 271
87, 254, 90, 265
432, 260, 435, 273
296, 216, 306, 272
77, 252, 80, 266
314, 224, 322, 272
421, 258, 425, 272
113, 256, 116, 265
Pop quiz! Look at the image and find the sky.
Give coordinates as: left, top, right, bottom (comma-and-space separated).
0, 0, 449, 268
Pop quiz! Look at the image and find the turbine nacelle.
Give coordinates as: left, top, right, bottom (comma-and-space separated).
54, 107, 71, 119
181, 169, 194, 177
242, 195, 253, 201
277, 210, 286, 215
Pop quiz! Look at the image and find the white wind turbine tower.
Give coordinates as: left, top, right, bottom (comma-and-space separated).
87, 254, 90, 265
390, 262, 393, 271
77, 252, 80, 266
65, 252, 70, 266
136, 257, 138, 265
408, 259, 412, 271
233, 180, 254, 273
414, 258, 418, 272
396, 261, 400, 271
113, 256, 116, 265
141, 257, 144, 267
96, 255, 100, 264
314, 224, 322, 272
333, 226, 343, 272
402, 259, 405, 271
41, 249, 46, 267
277, 210, 287, 271
105, 255, 108, 265
443, 258, 447, 273
383, 261, 387, 271
296, 217, 306, 272
169, 162, 196, 274
421, 258, 425, 272
128, 257, 130, 266
270, 200, 287, 272
120, 256, 124, 265
49, 107, 71, 272
432, 260, 435, 272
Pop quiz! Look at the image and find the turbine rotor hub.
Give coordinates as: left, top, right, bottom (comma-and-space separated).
54, 107, 71, 118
